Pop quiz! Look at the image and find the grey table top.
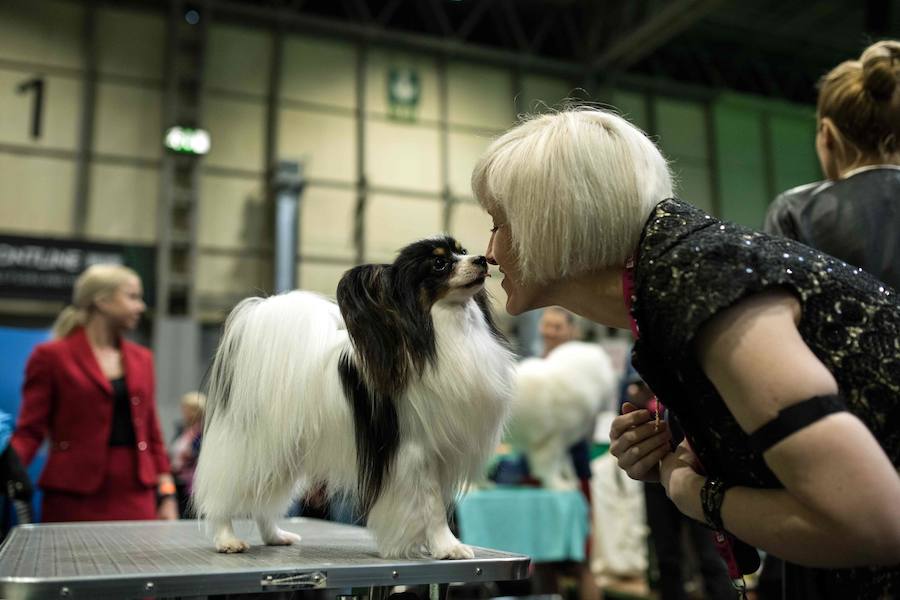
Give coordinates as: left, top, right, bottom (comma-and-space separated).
0, 518, 530, 599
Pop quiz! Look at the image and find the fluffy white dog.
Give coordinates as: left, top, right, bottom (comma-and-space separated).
192, 236, 515, 559
505, 341, 617, 490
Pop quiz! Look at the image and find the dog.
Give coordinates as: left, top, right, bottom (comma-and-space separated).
192, 236, 515, 559
505, 341, 617, 490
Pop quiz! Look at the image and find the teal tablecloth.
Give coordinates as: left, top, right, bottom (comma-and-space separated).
456, 487, 590, 562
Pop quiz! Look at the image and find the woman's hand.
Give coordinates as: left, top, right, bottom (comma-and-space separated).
609, 402, 673, 482
658, 440, 705, 522
157, 496, 178, 520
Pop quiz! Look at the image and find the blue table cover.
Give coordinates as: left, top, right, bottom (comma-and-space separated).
457, 487, 589, 562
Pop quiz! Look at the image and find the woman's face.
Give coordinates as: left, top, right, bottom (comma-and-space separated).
97, 275, 146, 331
485, 210, 547, 315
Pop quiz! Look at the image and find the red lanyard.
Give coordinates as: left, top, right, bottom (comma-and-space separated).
622, 257, 664, 418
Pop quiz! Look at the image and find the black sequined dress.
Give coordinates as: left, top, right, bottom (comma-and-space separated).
630, 199, 900, 599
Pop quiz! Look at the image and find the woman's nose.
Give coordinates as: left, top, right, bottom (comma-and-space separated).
485, 233, 497, 265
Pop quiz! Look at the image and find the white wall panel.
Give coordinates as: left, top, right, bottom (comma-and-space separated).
86, 164, 158, 243
297, 261, 353, 298
655, 98, 709, 160
0, 0, 83, 69
448, 131, 491, 198
366, 121, 440, 193
364, 194, 442, 263
198, 174, 267, 249
0, 155, 74, 236
278, 109, 355, 182
207, 25, 271, 96
96, 8, 165, 80
366, 49, 439, 121
611, 89, 649, 131
204, 97, 266, 172
447, 62, 513, 130
300, 186, 355, 260
0, 70, 81, 150
520, 74, 573, 113
448, 201, 492, 257
281, 36, 356, 110
195, 254, 268, 297
673, 163, 714, 214
94, 83, 163, 159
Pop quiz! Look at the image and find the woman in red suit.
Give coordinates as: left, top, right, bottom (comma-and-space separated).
12, 264, 178, 522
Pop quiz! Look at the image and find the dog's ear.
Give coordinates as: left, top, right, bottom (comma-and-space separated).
337, 264, 411, 397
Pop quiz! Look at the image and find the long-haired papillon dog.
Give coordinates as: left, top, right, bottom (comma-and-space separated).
192, 236, 515, 559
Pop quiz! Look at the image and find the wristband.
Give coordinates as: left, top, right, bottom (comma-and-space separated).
700, 477, 732, 531
158, 481, 177, 496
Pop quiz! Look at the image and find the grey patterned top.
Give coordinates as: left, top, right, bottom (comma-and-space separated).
630, 198, 899, 599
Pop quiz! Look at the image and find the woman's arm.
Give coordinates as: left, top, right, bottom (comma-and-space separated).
671, 289, 900, 567
11, 346, 54, 466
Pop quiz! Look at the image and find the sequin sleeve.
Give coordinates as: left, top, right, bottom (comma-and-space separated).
633, 199, 817, 367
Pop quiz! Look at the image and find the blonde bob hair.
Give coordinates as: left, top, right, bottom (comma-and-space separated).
472, 108, 673, 285
52, 264, 141, 339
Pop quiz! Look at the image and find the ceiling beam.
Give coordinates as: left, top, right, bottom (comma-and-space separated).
591, 0, 727, 72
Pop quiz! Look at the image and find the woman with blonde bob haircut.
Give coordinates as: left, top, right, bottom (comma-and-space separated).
472, 109, 672, 301
13, 264, 178, 523
475, 107, 900, 598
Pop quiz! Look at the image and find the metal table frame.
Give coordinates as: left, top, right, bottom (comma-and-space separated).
0, 518, 530, 599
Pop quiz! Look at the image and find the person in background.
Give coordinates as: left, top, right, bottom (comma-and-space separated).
12, 264, 177, 522
0, 410, 32, 539
759, 39, 900, 599
170, 391, 205, 518
622, 366, 734, 600
764, 40, 900, 291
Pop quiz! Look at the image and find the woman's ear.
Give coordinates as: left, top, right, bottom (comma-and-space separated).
816, 117, 841, 180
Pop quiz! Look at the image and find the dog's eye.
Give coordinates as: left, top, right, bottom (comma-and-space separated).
433, 257, 449, 271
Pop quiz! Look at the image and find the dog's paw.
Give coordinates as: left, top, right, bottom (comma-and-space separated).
263, 528, 303, 546
216, 537, 250, 553
430, 542, 475, 560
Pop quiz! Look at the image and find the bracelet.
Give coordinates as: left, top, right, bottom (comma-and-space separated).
158, 481, 176, 496
700, 477, 732, 531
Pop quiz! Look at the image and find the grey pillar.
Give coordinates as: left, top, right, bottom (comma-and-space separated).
272, 161, 306, 293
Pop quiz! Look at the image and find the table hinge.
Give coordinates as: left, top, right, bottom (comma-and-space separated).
261, 570, 327, 590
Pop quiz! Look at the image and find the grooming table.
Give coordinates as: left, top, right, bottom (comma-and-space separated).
0, 518, 530, 599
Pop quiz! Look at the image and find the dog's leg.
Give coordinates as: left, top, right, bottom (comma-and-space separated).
529, 440, 577, 491
368, 443, 474, 560
257, 515, 303, 546
213, 517, 250, 553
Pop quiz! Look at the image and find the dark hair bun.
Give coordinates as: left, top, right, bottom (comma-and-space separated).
861, 41, 899, 101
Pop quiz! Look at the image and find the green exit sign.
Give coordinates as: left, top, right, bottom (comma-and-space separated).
164, 126, 210, 155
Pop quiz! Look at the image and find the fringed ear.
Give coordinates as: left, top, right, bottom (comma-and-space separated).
474, 288, 509, 347
337, 264, 412, 397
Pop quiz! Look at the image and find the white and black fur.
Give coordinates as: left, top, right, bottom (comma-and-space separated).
193, 236, 515, 559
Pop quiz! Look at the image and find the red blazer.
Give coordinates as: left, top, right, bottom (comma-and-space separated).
11, 327, 171, 494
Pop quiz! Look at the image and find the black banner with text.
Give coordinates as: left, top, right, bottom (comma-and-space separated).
0, 235, 156, 305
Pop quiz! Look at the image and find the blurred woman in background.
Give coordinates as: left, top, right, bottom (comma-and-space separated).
765, 40, 900, 289
12, 264, 177, 522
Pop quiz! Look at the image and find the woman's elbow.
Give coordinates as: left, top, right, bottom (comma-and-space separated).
846, 506, 900, 566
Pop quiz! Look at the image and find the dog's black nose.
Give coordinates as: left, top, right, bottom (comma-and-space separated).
473, 256, 488, 269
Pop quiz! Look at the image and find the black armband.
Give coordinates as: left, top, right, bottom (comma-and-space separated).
748, 394, 846, 454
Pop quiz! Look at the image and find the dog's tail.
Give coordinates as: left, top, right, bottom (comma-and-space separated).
192, 290, 345, 523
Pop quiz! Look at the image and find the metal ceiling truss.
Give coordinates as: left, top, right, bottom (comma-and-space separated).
95, 0, 883, 104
